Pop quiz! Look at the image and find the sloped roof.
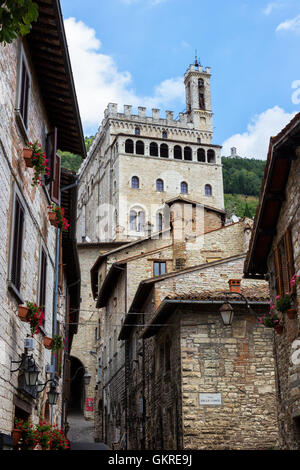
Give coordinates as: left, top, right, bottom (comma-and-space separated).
244, 112, 300, 277
27, 0, 86, 157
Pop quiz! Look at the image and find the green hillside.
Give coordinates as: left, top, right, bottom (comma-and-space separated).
222, 157, 265, 218
60, 143, 265, 219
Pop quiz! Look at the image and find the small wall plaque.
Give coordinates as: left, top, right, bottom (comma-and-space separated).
199, 393, 222, 405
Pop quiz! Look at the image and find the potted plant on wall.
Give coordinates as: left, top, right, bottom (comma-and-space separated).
19, 302, 44, 336
51, 335, 63, 353
258, 309, 283, 334
43, 336, 53, 350
48, 204, 70, 231
23, 140, 50, 186
276, 293, 296, 319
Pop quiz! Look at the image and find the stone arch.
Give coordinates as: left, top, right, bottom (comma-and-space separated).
197, 148, 206, 162
69, 356, 86, 414
125, 139, 134, 154
207, 149, 216, 163
150, 142, 158, 157
160, 143, 169, 158
136, 140, 144, 155
174, 145, 182, 160
184, 146, 192, 161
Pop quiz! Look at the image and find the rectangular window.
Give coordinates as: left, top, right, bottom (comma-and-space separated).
38, 246, 47, 325
9, 190, 25, 300
153, 261, 166, 277
17, 50, 31, 130
274, 227, 295, 296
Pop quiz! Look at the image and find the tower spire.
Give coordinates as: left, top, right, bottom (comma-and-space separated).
194, 50, 201, 67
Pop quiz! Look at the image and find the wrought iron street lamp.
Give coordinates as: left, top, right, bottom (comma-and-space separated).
11, 353, 39, 387
219, 302, 234, 326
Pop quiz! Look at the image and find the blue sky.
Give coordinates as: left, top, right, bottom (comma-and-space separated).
60, 0, 300, 159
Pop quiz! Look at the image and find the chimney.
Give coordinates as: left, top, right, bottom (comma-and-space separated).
229, 279, 241, 293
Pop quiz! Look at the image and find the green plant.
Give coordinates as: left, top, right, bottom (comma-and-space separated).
0, 1, 39, 45
25, 140, 50, 186
26, 302, 44, 336
48, 204, 70, 231
276, 294, 292, 313
258, 309, 280, 328
51, 335, 63, 352
14, 420, 69, 450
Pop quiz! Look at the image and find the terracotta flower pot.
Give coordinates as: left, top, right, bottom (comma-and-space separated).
12, 428, 23, 447
287, 309, 297, 319
275, 324, 283, 335
18, 305, 29, 322
23, 148, 33, 167
43, 336, 53, 350
48, 211, 58, 227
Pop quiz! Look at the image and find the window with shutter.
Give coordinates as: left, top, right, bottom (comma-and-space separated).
38, 246, 47, 325
50, 154, 61, 205
284, 227, 295, 294
45, 128, 57, 184
16, 48, 31, 133
274, 228, 295, 296
9, 190, 25, 301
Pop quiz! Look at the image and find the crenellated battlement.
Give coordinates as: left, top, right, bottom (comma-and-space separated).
184, 64, 211, 79
103, 102, 211, 128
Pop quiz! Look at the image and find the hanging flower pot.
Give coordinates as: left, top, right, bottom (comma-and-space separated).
287, 308, 297, 319
43, 336, 53, 350
12, 428, 23, 447
48, 204, 70, 231
23, 141, 50, 186
18, 305, 29, 322
275, 324, 284, 335
48, 211, 58, 227
23, 148, 34, 167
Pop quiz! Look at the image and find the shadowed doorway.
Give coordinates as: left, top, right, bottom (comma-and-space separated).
69, 356, 85, 414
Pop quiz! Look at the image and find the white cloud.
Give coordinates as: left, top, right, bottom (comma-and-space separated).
222, 106, 296, 159
276, 14, 300, 33
64, 17, 184, 134
263, 2, 283, 16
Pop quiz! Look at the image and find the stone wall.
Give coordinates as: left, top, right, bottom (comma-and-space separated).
267, 153, 300, 449
0, 38, 65, 434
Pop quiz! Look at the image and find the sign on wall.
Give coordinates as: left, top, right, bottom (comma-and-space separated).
86, 398, 94, 411
199, 393, 222, 406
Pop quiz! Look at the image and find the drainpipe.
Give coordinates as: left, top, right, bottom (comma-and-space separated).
51, 226, 60, 425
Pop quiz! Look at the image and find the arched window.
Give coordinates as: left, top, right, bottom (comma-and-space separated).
136, 140, 144, 155
184, 146, 192, 161
207, 149, 215, 163
137, 211, 145, 232
205, 184, 212, 196
131, 176, 139, 189
130, 209, 145, 232
180, 181, 188, 194
174, 145, 182, 160
156, 179, 164, 192
150, 142, 158, 157
160, 143, 169, 158
162, 130, 167, 139
135, 127, 140, 136
156, 212, 163, 232
125, 139, 134, 154
197, 148, 206, 162
130, 210, 137, 231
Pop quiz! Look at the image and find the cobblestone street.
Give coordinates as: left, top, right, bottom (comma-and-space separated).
67, 413, 109, 450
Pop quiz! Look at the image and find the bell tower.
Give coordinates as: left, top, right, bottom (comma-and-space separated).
184, 58, 213, 141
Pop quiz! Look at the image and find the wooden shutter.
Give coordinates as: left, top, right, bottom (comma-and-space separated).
55, 321, 63, 377
20, 60, 30, 128
45, 128, 57, 183
274, 245, 283, 296
284, 227, 295, 294
39, 247, 47, 325
50, 154, 61, 205
11, 195, 25, 291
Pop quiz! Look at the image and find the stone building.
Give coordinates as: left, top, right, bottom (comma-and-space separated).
0, 1, 85, 447
73, 60, 226, 432
90, 206, 280, 448
119, 254, 279, 450
76, 60, 224, 244
244, 113, 300, 449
